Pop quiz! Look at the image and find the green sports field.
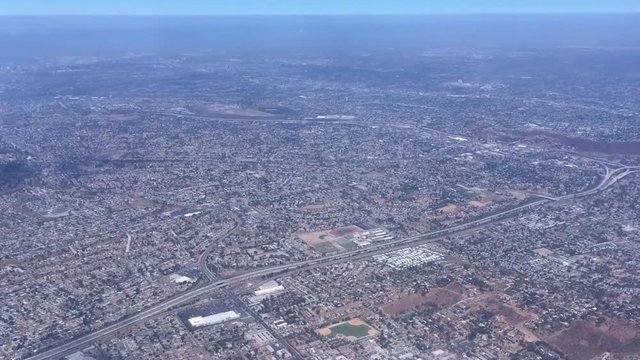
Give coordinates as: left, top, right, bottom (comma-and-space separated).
313, 241, 339, 254
328, 323, 371, 339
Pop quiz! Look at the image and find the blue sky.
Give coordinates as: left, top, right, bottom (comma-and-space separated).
0, 0, 638, 15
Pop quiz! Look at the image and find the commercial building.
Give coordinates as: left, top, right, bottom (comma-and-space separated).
254, 280, 285, 296
188, 311, 240, 328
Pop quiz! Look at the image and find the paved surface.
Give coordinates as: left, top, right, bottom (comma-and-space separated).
198, 211, 242, 281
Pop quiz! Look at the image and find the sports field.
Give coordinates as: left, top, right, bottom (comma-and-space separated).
297, 225, 363, 254
317, 318, 379, 341
313, 241, 339, 254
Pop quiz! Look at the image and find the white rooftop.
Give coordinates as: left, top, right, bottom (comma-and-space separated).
188, 310, 240, 327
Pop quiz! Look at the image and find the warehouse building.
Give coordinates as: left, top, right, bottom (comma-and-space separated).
188, 310, 240, 328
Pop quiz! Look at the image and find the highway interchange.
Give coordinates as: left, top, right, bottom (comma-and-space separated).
26, 164, 638, 360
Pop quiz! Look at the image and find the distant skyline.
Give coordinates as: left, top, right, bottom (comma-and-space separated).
0, 0, 639, 16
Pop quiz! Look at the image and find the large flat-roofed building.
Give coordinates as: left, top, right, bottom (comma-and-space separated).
169, 274, 196, 284
254, 280, 285, 296
354, 228, 393, 243
188, 310, 240, 328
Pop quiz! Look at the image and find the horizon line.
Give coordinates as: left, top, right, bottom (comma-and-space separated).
0, 12, 639, 17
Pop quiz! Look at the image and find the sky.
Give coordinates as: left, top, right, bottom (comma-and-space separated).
0, 0, 639, 16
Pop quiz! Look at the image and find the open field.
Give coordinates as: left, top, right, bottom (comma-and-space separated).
382, 284, 465, 316
547, 318, 640, 360
424, 285, 465, 308
313, 241, 339, 254
437, 204, 459, 214
382, 293, 434, 316
296, 228, 344, 246
317, 318, 378, 341
297, 225, 363, 253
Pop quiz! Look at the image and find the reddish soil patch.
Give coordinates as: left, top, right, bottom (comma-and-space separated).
424, 287, 463, 308
382, 284, 464, 316
468, 200, 490, 208
382, 293, 432, 316
547, 318, 640, 360
330, 226, 360, 237
438, 204, 459, 214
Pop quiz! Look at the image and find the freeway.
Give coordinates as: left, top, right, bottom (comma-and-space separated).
198, 211, 242, 281
26, 165, 637, 360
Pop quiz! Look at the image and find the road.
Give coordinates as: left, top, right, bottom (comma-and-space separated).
233, 295, 304, 360
198, 211, 242, 281
25, 166, 637, 360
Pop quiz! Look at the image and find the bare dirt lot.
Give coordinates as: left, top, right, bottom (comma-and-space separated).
438, 204, 459, 214
382, 283, 465, 316
382, 293, 432, 316
547, 318, 640, 360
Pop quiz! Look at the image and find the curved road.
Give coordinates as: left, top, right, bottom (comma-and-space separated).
198, 211, 242, 281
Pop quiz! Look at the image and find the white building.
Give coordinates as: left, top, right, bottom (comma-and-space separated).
170, 274, 196, 284
254, 280, 285, 296
188, 311, 240, 327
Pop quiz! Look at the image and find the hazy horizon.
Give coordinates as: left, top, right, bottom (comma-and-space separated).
1, 0, 639, 16
0, 14, 639, 62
